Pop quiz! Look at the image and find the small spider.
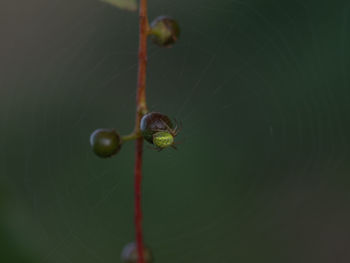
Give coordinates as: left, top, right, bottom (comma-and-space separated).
151, 119, 181, 151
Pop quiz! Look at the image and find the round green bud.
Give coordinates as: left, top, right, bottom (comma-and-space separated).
153, 131, 174, 149
149, 16, 180, 47
90, 128, 122, 158
140, 112, 174, 145
121, 242, 154, 263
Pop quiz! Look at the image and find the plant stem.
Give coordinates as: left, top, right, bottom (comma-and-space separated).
122, 132, 141, 142
134, 0, 148, 262
134, 138, 144, 263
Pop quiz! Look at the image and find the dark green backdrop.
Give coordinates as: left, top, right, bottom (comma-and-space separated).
1, 0, 350, 262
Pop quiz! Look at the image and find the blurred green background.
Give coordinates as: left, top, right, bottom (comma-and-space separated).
1, 0, 350, 262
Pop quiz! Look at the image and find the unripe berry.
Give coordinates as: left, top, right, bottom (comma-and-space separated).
90, 128, 122, 158
121, 242, 154, 263
149, 16, 180, 47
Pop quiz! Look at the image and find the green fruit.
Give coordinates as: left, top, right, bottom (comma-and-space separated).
121, 242, 154, 263
149, 16, 180, 47
90, 129, 122, 158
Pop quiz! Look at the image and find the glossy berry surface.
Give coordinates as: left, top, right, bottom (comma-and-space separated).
121, 242, 153, 263
149, 16, 180, 47
140, 112, 174, 144
90, 128, 121, 158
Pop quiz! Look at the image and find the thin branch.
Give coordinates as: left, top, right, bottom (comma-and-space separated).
134, 0, 149, 262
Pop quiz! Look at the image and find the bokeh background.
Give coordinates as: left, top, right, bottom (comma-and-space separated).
1, 0, 350, 262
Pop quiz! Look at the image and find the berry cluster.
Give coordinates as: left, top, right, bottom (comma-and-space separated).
90, 15, 180, 157
89, 14, 180, 262
90, 112, 180, 157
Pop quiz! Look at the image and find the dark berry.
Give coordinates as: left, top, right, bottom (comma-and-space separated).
90, 128, 122, 158
121, 242, 153, 263
149, 16, 180, 47
140, 112, 174, 144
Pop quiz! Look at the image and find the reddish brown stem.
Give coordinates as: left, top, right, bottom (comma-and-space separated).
134, 0, 148, 262
134, 138, 144, 263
